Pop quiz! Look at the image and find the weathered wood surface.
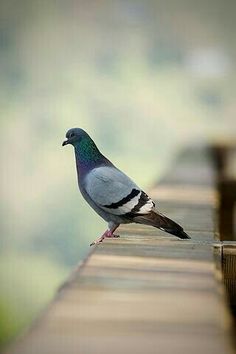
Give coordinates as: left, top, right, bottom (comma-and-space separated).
212, 143, 236, 240
221, 243, 236, 315
5, 147, 234, 354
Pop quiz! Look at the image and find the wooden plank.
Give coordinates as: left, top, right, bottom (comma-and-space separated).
4, 147, 234, 354
222, 243, 236, 314
211, 144, 236, 241
5, 235, 233, 354
150, 185, 217, 206
5, 255, 232, 353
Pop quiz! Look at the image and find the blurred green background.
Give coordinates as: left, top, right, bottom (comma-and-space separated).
1, 0, 236, 347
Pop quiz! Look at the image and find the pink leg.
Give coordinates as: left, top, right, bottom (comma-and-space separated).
90, 225, 120, 246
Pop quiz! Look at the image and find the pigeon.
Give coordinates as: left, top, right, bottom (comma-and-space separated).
62, 128, 190, 246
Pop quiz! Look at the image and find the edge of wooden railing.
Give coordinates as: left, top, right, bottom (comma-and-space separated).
3, 146, 236, 354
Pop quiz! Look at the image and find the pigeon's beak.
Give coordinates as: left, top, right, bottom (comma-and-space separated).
62, 139, 69, 146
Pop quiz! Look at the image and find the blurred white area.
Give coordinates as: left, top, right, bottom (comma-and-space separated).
186, 47, 231, 78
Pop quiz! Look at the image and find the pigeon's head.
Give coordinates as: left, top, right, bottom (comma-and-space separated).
62, 128, 89, 147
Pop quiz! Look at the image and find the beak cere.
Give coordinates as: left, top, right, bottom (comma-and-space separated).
62, 140, 69, 146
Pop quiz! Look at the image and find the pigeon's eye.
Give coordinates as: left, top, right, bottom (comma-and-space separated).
70, 132, 75, 138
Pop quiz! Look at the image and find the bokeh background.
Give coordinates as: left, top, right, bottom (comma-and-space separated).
1, 0, 236, 347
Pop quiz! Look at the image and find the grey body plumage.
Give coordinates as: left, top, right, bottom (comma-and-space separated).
62, 128, 190, 245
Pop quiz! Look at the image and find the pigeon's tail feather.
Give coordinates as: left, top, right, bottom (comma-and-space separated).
133, 210, 191, 239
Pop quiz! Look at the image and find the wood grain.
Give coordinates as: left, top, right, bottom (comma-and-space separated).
4, 147, 235, 354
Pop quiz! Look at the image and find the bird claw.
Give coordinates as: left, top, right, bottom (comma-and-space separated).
90, 236, 105, 246
90, 233, 120, 246
90, 241, 103, 247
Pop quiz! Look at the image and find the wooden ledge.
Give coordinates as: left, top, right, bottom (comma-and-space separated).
4, 147, 235, 354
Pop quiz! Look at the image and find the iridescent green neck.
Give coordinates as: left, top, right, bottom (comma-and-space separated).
74, 136, 104, 168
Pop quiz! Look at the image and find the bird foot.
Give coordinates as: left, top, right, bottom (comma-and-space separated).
90, 238, 103, 246
90, 230, 120, 246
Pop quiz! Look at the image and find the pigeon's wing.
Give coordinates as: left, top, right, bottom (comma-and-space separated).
84, 166, 155, 216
